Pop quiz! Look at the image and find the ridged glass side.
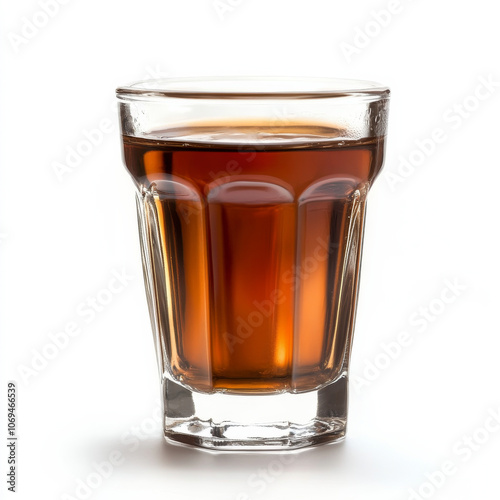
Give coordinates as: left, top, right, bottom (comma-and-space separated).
136, 177, 367, 395
292, 182, 366, 391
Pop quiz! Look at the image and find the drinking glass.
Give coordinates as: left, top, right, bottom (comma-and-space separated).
116, 77, 390, 450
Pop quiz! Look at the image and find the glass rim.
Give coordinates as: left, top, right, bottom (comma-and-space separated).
116, 76, 390, 100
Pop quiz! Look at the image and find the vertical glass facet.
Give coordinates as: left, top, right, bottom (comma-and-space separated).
118, 78, 389, 450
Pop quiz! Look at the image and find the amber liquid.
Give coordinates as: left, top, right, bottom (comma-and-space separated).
123, 125, 384, 393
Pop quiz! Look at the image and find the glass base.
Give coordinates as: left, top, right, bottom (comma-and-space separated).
162, 374, 348, 451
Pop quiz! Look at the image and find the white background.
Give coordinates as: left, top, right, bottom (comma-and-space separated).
1, 1, 499, 499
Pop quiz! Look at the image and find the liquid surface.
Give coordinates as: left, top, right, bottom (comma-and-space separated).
123, 125, 385, 393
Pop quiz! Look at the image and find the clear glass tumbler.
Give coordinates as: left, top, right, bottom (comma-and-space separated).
116, 77, 390, 450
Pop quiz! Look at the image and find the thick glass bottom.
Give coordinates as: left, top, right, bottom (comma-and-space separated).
163, 374, 348, 451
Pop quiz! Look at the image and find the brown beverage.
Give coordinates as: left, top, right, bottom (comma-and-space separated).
122, 124, 385, 393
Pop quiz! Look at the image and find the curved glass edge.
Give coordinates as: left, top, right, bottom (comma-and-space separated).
116, 77, 390, 101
